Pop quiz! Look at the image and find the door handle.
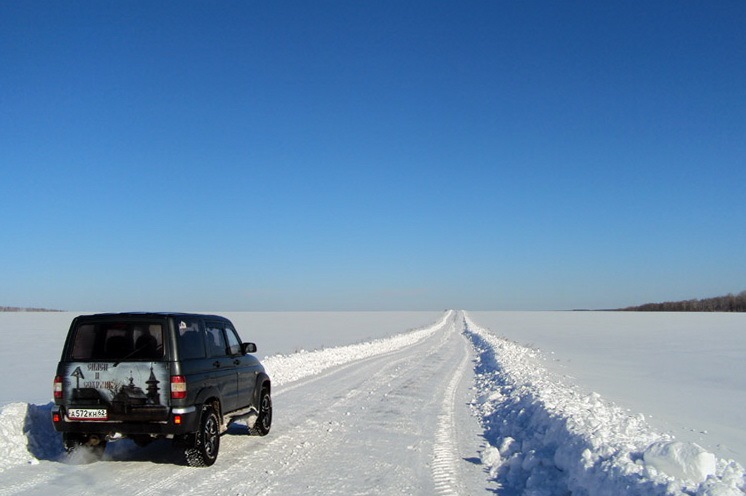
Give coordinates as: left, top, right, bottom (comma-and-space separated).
233, 359, 241, 365
213, 361, 221, 368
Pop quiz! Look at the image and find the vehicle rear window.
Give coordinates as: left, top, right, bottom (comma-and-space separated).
69, 321, 164, 361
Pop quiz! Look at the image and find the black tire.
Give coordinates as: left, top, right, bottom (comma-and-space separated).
185, 405, 220, 467
249, 388, 272, 436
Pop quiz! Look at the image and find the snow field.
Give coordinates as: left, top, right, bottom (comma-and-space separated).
1, 309, 744, 495
463, 313, 746, 495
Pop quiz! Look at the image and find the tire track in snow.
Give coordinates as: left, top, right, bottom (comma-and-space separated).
431, 318, 471, 496
0, 472, 54, 496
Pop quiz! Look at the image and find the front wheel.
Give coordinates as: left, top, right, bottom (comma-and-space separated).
250, 388, 272, 436
185, 405, 220, 467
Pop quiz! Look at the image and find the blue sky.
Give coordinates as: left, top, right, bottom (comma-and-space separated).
1, 1, 744, 311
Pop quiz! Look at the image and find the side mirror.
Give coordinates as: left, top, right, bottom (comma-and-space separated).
242, 342, 257, 354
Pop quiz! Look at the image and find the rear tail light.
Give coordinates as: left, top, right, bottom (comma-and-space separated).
53, 376, 63, 399
52, 412, 61, 423
170, 376, 187, 399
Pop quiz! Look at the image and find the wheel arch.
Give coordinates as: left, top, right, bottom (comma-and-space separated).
253, 372, 271, 407
194, 387, 223, 421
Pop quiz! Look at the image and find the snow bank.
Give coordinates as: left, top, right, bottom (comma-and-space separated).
468, 311, 746, 464
263, 310, 451, 386
0, 403, 38, 471
0, 402, 61, 472
463, 314, 746, 496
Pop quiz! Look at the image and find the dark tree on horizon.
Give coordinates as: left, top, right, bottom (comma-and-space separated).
620, 291, 746, 312
0, 306, 63, 312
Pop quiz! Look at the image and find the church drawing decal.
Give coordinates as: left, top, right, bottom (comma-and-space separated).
64, 362, 170, 421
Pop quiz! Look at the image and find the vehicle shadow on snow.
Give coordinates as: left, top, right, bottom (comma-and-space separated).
22, 403, 177, 465
224, 422, 251, 436
101, 423, 254, 465
22, 403, 253, 466
102, 439, 187, 465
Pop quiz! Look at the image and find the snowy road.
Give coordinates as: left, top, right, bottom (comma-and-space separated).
1, 311, 491, 496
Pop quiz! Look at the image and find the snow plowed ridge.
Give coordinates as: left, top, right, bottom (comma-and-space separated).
463, 313, 746, 496
262, 310, 453, 387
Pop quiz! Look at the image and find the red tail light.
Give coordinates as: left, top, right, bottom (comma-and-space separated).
170, 376, 187, 399
53, 376, 63, 399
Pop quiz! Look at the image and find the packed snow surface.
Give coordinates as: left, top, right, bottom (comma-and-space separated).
0, 310, 744, 495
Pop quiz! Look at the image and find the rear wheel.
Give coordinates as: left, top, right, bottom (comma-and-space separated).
185, 405, 220, 467
250, 388, 272, 436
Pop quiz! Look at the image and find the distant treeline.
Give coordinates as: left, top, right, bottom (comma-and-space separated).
620, 291, 746, 312
0, 306, 63, 312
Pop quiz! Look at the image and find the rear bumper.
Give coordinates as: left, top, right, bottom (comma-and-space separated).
52, 405, 200, 436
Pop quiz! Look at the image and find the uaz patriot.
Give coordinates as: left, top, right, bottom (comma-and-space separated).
52, 313, 272, 466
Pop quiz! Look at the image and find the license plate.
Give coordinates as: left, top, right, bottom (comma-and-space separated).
67, 408, 108, 420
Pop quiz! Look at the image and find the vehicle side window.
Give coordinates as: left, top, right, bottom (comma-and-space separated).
177, 319, 206, 360
205, 323, 228, 357
225, 327, 242, 356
